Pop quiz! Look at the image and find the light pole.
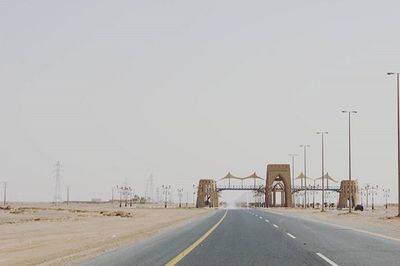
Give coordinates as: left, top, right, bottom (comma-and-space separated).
342, 110, 357, 213
365, 184, 370, 209
317, 131, 328, 212
289, 154, 298, 207
313, 178, 315, 208
383, 188, 390, 209
192, 184, 196, 208
371, 189, 377, 210
177, 188, 183, 208
3, 182, 7, 206
66, 186, 70, 206
387, 72, 400, 217
300, 145, 310, 208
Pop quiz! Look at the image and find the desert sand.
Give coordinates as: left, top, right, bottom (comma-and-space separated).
0, 202, 211, 266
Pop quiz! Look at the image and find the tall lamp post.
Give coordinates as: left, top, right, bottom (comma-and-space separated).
300, 145, 310, 208
177, 188, 183, 208
317, 131, 328, 212
289, 154, 298, 207
383, 188, 390, 209
3, 182, 7, 206
387, 72, 400, 217
342, 110, 357, 213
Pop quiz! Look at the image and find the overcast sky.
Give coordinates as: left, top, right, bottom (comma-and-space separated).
1, 0, 400, 203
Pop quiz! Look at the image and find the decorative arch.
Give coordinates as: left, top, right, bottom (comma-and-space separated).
265, 164, 292, 207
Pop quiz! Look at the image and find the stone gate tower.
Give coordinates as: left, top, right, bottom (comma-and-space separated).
338, 180, 360, 209
196, 179, 218, 208
265, 164, 292, 207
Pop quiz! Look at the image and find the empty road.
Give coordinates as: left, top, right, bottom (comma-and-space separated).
82, 209, 400, 266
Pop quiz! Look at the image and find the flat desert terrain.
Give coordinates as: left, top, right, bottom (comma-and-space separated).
0, 202, 211, 266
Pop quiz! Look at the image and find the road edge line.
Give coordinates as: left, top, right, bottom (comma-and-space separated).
165, 210, 228, 266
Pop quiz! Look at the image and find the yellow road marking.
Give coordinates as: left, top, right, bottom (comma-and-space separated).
165, 210, 228, 266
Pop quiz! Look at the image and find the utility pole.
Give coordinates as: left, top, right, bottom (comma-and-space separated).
54, 161, 62, 205
3, 182, 7, 206
300, 145, 310, 208
66, 186, 70, 206
112, 186, 114, 205
342, 110, 357, 213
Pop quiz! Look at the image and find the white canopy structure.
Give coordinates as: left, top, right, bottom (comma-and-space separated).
314, 172, 338, 183
219, 172, 263, 187
221, 172, 242, 180
295, 172, 314, 181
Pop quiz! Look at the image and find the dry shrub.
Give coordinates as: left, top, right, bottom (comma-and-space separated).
102, 211, 133, 218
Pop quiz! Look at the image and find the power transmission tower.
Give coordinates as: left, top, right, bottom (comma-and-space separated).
54, 161, 62, 205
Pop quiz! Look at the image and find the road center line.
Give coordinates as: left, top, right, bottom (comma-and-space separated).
165, 210, 228, 266
273, 224, 279, 228
316, 253, 339, 266
259, 217, 263, 219
286, 233, 296, 239
265, 219, 269, 223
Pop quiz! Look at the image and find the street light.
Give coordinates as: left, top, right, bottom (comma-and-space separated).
177, 188, 183, 208
342, 110, 357, 213
383, 188, 390, 209
192, 184, 197, 208
289, 154, 298, 207
387, 72, 400, 217
317, 131, 328, 212
300, 145, 310, 208
370, 185, 378, 210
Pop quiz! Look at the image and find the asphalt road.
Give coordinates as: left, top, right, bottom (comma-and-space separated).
82, 208, 400, 266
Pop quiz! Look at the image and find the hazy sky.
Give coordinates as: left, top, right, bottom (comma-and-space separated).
1, 0, 400, 203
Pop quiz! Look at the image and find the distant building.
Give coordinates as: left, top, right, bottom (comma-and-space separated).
91, 198, 102, 203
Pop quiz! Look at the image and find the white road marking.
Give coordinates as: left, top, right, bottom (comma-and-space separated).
259, 217, 263, 219
286, 233, 296, 239
265, 219, 269, 223
264, 208, 400, 243
273, 224, 279, 228
316, 253, 339, 266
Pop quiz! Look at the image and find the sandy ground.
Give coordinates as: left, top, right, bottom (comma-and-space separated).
0, 202, 211, 266
262, 205, 400, 240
